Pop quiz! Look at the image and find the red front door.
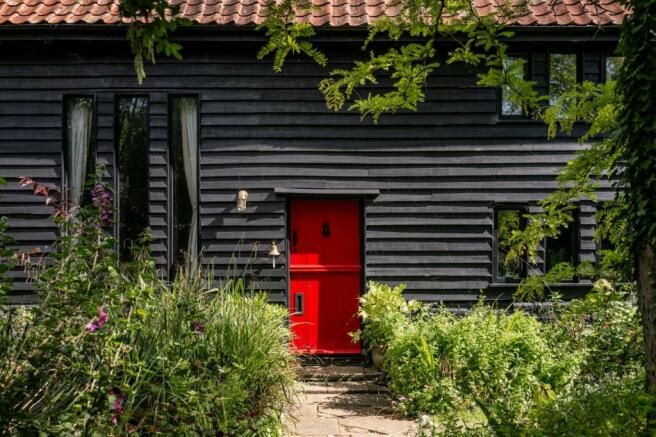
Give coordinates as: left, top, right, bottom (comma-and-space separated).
289, 199, 361, 355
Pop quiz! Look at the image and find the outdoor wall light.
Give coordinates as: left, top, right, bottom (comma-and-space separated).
268, 241, 280, 268
237, 189, 248, 212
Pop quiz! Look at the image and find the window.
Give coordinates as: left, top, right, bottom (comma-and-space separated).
116, 96, 149, 261
64, 96, 95, 203
169, 96, 199, 269
595, 201, 616, 253
605, 56, 623, 82
500, 56, 527, 117
549, 53, 577, 106
545, 209, 578, 272
494, 207, 526, 281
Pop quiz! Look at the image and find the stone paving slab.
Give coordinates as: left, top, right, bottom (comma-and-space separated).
288, 366, 414, 437
303, 381, 390, 394
300, 365, 383, 382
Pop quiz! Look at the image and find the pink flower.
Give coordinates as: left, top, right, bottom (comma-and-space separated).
18, 176, 34, 188
97, 306, 107, 328
191, 321, 205, 333
86, 306, 108, 332
108, 389, 125, 426
33, 184, 48, 197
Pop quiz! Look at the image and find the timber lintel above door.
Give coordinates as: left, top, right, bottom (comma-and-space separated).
274, 187, 380, 197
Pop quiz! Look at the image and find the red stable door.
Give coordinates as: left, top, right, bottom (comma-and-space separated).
289, 199, 362, 355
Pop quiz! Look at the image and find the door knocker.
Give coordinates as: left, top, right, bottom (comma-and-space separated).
322, 221, 330, 237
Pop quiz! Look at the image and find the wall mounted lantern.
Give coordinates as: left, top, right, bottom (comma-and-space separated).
268, 241, 280, 268
237, 190, 248, 212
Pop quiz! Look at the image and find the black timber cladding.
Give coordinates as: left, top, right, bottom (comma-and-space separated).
0, 30, 618, 304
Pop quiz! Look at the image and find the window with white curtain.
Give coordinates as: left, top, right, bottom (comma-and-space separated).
169, 96, 199, 270
64, 96, 95, 204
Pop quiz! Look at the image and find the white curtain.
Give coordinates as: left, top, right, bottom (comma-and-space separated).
180, 98, 199, 261
68, 99, 93, 203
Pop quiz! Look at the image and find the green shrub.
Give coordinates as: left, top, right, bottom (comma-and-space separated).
377, 280, 647, 436
385, 305, 579, 434
531, 373, 650, 436
349, 281, 418, 352
0, 173, 297, 436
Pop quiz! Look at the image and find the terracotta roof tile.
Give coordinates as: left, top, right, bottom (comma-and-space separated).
0, 0, 628, 26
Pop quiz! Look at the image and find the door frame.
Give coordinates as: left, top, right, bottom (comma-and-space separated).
285, 196, 367, 355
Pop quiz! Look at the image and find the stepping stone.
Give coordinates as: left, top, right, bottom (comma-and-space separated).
288, 416, 341, 436
289, 365, 407, 436
338, 415, 414, 436
300, 365, 383, 382
302, 380, 390, 394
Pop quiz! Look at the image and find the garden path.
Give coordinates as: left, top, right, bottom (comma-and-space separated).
287, 365, 415, 437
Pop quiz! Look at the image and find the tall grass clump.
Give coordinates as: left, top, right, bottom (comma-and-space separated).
0, 171, 297, 435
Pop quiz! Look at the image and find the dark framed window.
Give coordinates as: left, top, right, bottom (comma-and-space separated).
169, 96, 199, 271
545, 207, 579, 273
500, 55, 530, 118
115, 96, 149, 261
595, 201, 616, 253
604, 55, 623, 82
64, 95, 96, 204
548, 53, 578, 106
494, 206, 527, 282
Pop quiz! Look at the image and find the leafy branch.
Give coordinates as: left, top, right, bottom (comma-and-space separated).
119, 0, 191, 84
256, 0, 327, 72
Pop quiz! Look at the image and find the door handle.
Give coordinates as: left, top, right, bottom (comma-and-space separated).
294, 293, 304, 315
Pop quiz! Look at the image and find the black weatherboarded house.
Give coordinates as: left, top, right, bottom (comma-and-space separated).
0, 0, 627, 336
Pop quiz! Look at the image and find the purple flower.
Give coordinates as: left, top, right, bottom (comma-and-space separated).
90, 183, 111, 223
108, 388, 125, 426
97, 306, 107, 328
191, 321, 205, 333
86, 306, 108, 332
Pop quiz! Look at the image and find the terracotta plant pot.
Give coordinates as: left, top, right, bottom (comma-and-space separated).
371, 345, 386, 370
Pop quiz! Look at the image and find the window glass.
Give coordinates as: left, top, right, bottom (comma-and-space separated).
495, 208, 525, 280
65, 96, 95, 203
170, 97, 198, 269
545, 211, 578, 272
595, 201, 616, 252
116, 97, 149, 261
549, 53, 577, 105
605, 56, 623, 81
501, 57, 525, 116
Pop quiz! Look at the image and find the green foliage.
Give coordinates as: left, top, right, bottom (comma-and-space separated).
318, 2, 540, 122
386, 304, 575, 434
349, 282, 417, 352
256, 0, 327, 73
119, 0, 190, 84
321, 42, 439, 122
0, 173, 297, 435
615, 1, 656, 255
375, 281, 647, 436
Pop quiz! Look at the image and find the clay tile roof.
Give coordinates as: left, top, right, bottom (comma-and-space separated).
0, 0, 628, 26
